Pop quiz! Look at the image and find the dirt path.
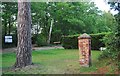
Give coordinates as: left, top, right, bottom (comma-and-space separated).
2, 45, 64, 53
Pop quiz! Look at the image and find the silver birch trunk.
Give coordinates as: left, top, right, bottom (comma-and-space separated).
47, 18, 54, 44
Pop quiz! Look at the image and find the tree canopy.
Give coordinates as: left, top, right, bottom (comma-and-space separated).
2, 2, 116, 44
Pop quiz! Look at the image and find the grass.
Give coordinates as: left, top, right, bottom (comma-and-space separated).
2, 49, 118, 74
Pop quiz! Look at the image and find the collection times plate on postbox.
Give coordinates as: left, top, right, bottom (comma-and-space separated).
5, 36, 13, 43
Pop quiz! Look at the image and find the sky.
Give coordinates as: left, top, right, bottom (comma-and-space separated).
93, 0, 119, 15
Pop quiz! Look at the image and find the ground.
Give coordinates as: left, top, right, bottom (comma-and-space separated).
1, 47, 119, 74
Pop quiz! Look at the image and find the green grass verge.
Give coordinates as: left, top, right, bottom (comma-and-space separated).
1, 49, 117, 74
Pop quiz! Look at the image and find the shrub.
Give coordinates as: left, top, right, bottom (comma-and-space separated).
100, 21, 120, 69
32, 34, 37, 44
51, 30, 62, 44
35, 34, 47, 47
90, 33, 106, 50
62, 36, 78, 49
61, 32, 110, 50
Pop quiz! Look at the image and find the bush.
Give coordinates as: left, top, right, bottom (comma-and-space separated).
32, 34, 37, 44
62, 36, 78, 49
35, 34, 47, 47
51, 30, 62, 44
90, 33, 106, 50
61, 32, 110, 50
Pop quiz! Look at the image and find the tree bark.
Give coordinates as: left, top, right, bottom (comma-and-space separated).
47, 18, 54, 44
14, 0, 32, 68
4, 19, 7, 35
8, 17, 11, 35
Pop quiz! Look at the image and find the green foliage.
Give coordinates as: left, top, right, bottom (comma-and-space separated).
31, 2, 116, 45
62, 36, 78, 49
31, 2, 115, 41
90, 33, 106, 50
100, 18, 120, 69
61, 33, 110, 50
99, 33, 113, 58
35, 34, 47, 46
2, 2, 117, 48
100, 2, 120, 70
2, 2, 17, 35
51, 30, 62, 44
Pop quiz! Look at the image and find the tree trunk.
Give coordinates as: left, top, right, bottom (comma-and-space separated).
47, 18, 54, 44
4, 19, 7, 35
8, 17, 11, 35
14, 0, 32, 68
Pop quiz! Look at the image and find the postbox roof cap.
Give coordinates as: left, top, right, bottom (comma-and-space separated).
78, 33, 91, 39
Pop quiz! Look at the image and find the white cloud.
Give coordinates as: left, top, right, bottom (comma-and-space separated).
93, 0, 118, 15
93, 0, 110, 12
